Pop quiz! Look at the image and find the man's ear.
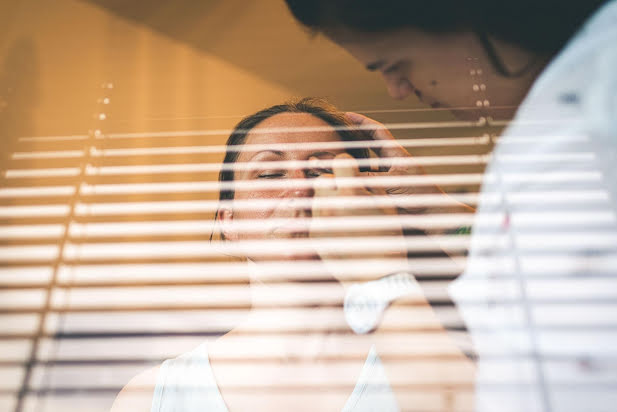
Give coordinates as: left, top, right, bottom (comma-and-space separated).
217, 207, 237, 241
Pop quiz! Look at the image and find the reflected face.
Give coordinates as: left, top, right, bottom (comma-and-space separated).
330, 28, 495, 116
219, 113, 347, 261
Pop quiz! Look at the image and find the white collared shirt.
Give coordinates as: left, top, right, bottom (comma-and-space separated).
450, 2, 617, 411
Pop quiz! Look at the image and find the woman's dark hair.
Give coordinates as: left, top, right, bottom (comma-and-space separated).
213, 97, 370, 240
284, 0, 607, 70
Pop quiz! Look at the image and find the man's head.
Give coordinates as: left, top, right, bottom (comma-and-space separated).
285, 0, 604, 55
285, 0, 605, 104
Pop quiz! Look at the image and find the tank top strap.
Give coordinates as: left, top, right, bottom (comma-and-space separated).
151, 342, 228, 412
342, 345, 400, 412
151, 342, 399, 412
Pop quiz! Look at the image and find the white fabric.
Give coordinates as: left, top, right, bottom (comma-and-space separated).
150, 342, 399, 412
345, 272, 422, 334
450, 1, 617, 411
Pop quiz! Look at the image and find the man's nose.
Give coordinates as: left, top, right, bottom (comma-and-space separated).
383, 73, 413, 100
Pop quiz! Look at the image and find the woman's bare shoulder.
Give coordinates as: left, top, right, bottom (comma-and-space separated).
109, 365, 161, 412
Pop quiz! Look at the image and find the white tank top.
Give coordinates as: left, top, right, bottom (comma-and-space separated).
150, 342, 399, 412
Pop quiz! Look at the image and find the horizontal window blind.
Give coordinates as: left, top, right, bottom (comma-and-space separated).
3, 103, 615, 412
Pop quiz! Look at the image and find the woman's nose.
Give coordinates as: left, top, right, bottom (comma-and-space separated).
287, 168, 315, 198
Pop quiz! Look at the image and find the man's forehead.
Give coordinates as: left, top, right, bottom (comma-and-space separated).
327, 25, 409, 45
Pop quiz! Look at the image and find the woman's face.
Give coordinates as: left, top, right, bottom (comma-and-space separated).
218, 112, 347, 261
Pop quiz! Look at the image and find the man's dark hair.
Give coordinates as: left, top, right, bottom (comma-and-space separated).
285, 0, 607, 58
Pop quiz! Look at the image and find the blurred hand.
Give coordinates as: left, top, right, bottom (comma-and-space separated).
310, 153, 407, 280
345, 112, 435, 196
345, 111, 476, 216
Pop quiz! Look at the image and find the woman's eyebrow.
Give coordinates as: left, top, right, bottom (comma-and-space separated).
245, 150, 337, 164
311, 151, 338, 158
246, 150, 284, 161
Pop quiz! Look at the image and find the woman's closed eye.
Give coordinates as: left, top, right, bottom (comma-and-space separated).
306, 168, 333, 178
256, 168, 333, 179
257, 170, 285, 179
